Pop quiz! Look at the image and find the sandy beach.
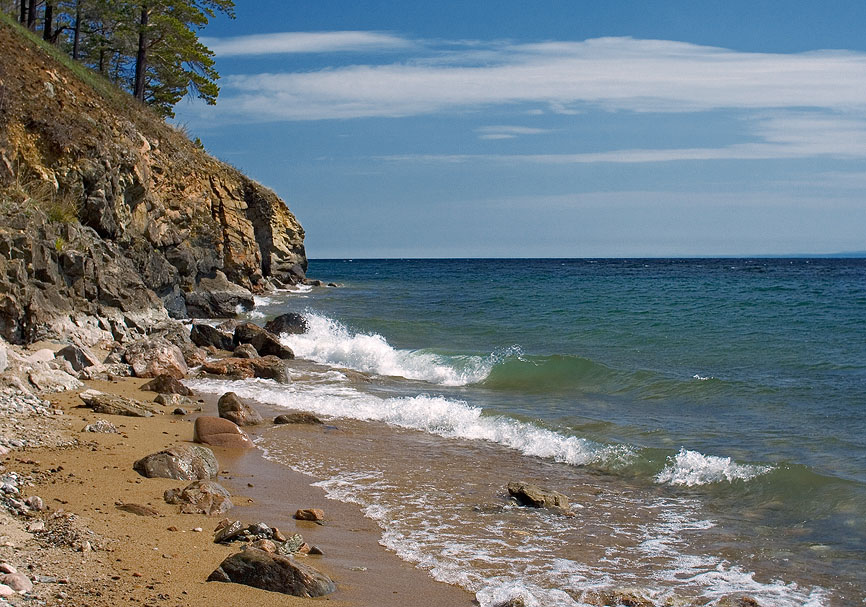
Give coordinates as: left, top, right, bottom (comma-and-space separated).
0, 375, 474, 606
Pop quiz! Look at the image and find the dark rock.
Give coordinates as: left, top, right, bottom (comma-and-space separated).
214, 520, 245, 544
133, 444, 219, 480
140, 374, 193, 396
193, 416, 255, 449
116, 503, 159, 516
250, 331, 294, 359
207, 548, 336, 597
173, 407, 188, 415
164, 480, 233, 515
264, 313, 307, 336
124, 336, 188, 379
56, 344, 101, 371
79, 389, 155, 417
185, 271, 255, 318
274, 412, 324, 425
233, 343, 258, 358
233, 322, 266, 345
190, 323, 235, 351
218, 392, 264, 426
506, 481, 572, 514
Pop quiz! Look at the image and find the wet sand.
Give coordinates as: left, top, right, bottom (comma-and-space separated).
2, 377, 474, 606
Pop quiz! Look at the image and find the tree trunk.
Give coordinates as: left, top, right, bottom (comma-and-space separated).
26, 0, 37, 31
19, 0, 26, 25
72, 0, 81, 59
42, 1, 53, 42
133, 4, 149, 102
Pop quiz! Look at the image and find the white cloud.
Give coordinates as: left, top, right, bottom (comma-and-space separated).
207, 36, 866, 120
201, 31, 412, 56
475, 125, 552, 140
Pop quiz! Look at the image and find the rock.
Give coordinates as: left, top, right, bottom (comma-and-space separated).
200, 356, 291, 384
25, 496, 44, 511
249, 539, 277, 553
264, 313, 307, 336
154, 393, 193, 407
164, 480, 233, 515
116, 503, 159, 516
717, 596, 761, 607
250, 331, 294, 359
55, 344, 101, 371
79, 389, 155, 417
214, 520, 245, 544
0, 344, 6, 374
274, 412, 324, 425
140, 374, 193, 395
293, 508, 324, 523
193, 416, 254, 449
232, 322, 266, 345
218, 392, 264, 426
590, 589, 656, 607
28, 368, 84, 393
0, 583, 16, 597
26, 349, 56, 363
185, 272, 255, 318
0, 573, 33, 594
0, 564, 16, 574
207, 548, 336, 597
124, 337, 188, 379
133, 444, 219, 480
82, 419, 120, 433
233, 343, 258, 358
173, 407, 188, 415
190, 323, 235, 351
506, 481, 572, 513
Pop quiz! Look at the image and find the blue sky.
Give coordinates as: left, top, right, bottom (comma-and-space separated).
174, 0, 866, 258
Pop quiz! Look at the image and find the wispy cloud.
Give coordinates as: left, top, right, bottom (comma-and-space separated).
201, 31, 412, 56
475, 125, 552, 140
207, 36, 866, 120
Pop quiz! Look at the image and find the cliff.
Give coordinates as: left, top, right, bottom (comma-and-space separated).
0, 18, 307, 345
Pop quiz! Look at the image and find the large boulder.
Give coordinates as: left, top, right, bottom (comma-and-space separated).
28, 368, 83, 392
506, 482, 572, 514
133, 444, 219, 480
164, 480, 233, 515
124, 336, 188, 379
218, 392, 264, 426
274, 412, 323, 425
55, 344, 101, 371
190, 323, 235, 351
78, 389, 155, 417
207, 548, 336, 597
185, 271, 255, 318
140, 374, 193, 396
250, 331, 294, 360
232, 322, 266, 345
233, 343, 258, 358
264, 313, 307, 336
193, 416, 255, 449
200, 356, 291, 384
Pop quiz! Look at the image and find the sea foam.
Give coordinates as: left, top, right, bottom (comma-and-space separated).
655, 448, 773, 487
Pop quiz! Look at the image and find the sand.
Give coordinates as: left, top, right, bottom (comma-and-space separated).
0, 377, 474, 606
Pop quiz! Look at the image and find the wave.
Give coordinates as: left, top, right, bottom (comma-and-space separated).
655, 448, 774, 487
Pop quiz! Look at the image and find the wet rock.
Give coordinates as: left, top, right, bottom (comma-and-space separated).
55, 344, 101, 371
164, 480, 233, 515
218, 392, 264, 426
232, 322, 266, 345
133, 444, 219, 480
250, 331, 294, 359
207, 548, 336, 597
293, 509, 325, 523
0, 573, 33, 594
193, 416, 254, 449
124, 336, 188, 379
140, 374, 193, 396
190, 323, 235, 351
233, 343, 258, 358
717, 596, 761, 607
116, 503, 159, 516
506, 481, 572, 513
79, 389, 155, 417
28, 368, 83, 393
491, 599, 527, 607
200, 356, 291, 384
264, 313, 308, 336
274, 412, 324, 425
173, 407, 188, 415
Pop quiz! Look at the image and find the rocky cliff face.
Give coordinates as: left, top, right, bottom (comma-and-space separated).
0, 20, 307, 345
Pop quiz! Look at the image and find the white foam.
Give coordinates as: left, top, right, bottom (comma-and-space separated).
655, 448, 773, 487
278, 313, 495, 386
187, 378, 630, 468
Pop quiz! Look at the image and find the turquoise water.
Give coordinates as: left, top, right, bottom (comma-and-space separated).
194, 258, 866, 605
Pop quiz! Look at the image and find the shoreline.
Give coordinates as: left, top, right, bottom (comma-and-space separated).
0, 375, 475, 606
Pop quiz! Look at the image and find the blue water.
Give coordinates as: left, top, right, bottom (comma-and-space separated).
209, 258, 866, 605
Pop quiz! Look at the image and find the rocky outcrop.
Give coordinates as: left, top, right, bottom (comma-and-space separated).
207, 548, 336, 597
0, 21, 307, 345
264, 313, 307, 336
123, 336, 188, 378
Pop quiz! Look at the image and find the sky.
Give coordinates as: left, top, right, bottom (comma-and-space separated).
173, 0, 866, 258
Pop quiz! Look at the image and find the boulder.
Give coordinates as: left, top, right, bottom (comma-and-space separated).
218, 392, 264, 426
154, 393, 194, 407
250, 331, 294, 359
264, 313, 307, 336
164, 480, 233, 515
293, 508, 324, 523
133, 444, 219, 480
124, 336, 188, 379
185, 271, 255, 318
55, 344, 101, 371
140, 374, 193, 396
200, 356, 291, 384
190, 323, 235, 351
214, 519, 245, 543
28, 368, 83, 393
79, 389, 155, 417
193, 416, 254, 449
233, 322, 266, 345
207, 548, 336, 597
82, 419, 119, 433
274, 412, 324, 425
506, 482, 572, 514
0, 572, 32, 594
233, 343, 258, 359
